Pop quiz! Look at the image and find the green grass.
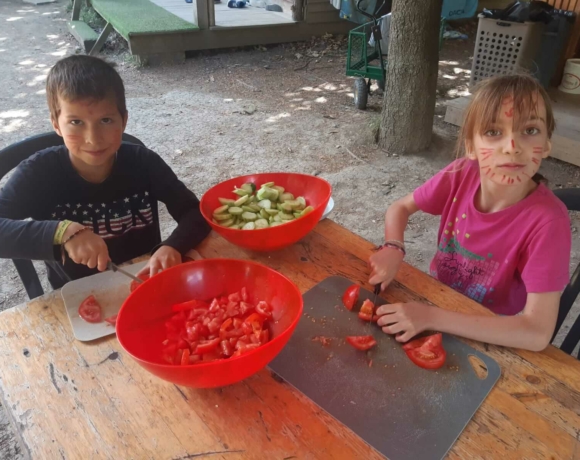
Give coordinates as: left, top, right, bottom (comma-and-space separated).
91, 0, 198, 38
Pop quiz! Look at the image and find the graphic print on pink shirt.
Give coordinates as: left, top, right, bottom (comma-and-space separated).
431, 207, 500, 305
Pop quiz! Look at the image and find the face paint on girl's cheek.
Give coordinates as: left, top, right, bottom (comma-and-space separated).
532, 146, 544, 155
479, 147, 493, 161
532, 157, 540, 165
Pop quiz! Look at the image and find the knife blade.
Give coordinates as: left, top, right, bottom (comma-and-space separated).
108, 261, 144, 284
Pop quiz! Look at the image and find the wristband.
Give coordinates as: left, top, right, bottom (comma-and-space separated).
384, 239, 405, 251
53, 220, 73, 245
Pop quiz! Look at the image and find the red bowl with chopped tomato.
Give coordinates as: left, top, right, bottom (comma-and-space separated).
200, 173, 332, 252
116, 259, 303, 388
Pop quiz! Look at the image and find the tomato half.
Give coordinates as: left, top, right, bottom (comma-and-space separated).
346, 335, 377, 351
342, 284, 360, 311
78, 295, 102, 323
358, 299, 374, 322
403, 333, 446, 370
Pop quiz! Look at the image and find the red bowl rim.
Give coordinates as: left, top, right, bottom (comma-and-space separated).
200, 172, 332, 233
117, 258, 304, 369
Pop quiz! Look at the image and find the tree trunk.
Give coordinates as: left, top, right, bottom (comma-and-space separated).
378, 0, 442, 154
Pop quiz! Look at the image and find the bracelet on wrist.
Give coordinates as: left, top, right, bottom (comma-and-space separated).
53, 220, 73, 245
378, 243, 406, 257
384, 239, 405, 251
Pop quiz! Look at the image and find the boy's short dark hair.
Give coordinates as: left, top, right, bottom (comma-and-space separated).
46, 55, 126, 121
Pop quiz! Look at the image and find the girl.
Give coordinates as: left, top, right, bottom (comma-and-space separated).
369, 74, 571, 352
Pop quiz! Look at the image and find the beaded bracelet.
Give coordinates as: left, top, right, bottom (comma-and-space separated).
378, 243, 406, 257
60, 227, 91, 264
384, 239, 405, 251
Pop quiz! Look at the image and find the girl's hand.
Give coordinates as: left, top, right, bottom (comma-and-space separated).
375, 302, 436, 342
63, 223, 110, 271
137, 245, 182, 278
369, 247, 404, 291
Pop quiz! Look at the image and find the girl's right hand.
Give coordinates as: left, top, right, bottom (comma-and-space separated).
63, 223, 110, 272
369, 246, 405, 291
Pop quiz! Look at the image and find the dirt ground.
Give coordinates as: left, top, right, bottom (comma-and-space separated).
1, 0, 579, 457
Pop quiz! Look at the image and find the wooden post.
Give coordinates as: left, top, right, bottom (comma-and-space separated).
71, 0, 82, 21
194, 0, 210, 29
292, 0, 304, 21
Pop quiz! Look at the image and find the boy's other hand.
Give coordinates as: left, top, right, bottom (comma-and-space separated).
63, 223, 110, 271
138, 245, 182, 278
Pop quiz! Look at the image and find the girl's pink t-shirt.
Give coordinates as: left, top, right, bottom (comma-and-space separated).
413, 159, 571, 315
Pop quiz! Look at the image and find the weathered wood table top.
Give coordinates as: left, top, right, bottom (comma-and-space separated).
1, 220, 579, 459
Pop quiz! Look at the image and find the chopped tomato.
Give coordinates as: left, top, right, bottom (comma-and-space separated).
255, 301, 273, 319
228, 292, 241, 303
346, 335, 377, 351
196, 338, 221, 354
245, 312, 264, 326
342, 284, 360, 311
78, 295, 102, 323
104, 314, 118, 326
172, 299, 208, 312
358, 299, 374, 322
220, 318, 233, 333
220, 340, 234, 357
240, 301, 254, 315
403, 333, 446, 370
161, 289, 272, 365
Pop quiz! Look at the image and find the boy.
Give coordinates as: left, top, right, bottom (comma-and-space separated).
0, 55, 211, 289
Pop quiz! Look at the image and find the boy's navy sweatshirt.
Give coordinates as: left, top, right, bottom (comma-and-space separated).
0, 143, 211, 289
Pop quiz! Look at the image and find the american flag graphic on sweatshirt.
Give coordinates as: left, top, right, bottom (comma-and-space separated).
50, 191, 153, 240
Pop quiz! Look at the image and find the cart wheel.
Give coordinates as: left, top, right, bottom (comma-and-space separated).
354, 78, 368, 110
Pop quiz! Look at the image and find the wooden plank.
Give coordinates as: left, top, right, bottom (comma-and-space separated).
444, 95, 580, 168
127, 20, 353, 55
305, 10, 341, 23
306, 2, 337, 13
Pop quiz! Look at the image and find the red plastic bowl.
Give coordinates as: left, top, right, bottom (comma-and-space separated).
200, 173, 332, 251
116, 259, 303, 388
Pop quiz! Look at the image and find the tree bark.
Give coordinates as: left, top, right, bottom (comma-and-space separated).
378, 0, 442, 154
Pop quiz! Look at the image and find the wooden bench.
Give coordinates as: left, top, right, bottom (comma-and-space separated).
67, 0, 199, 64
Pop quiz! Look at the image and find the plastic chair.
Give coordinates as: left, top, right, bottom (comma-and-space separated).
0, 131, 146, 300
552, 188, 580, 357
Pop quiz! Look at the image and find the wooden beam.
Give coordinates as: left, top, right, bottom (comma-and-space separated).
88, 22, 113, 56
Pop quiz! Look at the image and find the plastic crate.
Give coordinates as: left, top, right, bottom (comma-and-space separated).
470, 17, 545, 87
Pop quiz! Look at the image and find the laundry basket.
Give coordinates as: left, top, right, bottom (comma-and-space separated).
470, 17, 544, 87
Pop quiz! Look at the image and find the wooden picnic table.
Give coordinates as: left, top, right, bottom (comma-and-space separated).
1, 219, 579, 459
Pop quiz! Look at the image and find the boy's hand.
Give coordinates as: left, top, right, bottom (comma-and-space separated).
369, 246, 404, 291
375, 302, 436, 342
63, 223, 110, 271
137, 245, 182, 278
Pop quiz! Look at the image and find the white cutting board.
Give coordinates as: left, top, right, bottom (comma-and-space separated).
61, 261, 147, 342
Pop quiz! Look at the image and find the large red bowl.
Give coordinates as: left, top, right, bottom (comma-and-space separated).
116, 259, 303, 388
200, 173, 332, 251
